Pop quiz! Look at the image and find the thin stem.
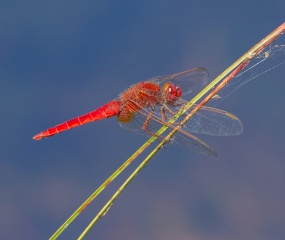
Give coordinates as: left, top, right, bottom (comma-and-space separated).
78, 22, 285, 239
49, 135, 159, 240
50, 22, 285, 240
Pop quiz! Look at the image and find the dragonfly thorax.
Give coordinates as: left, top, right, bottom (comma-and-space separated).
117, 82, 161, 123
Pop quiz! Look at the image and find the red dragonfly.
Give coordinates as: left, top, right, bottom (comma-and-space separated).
33, 68, 243, 156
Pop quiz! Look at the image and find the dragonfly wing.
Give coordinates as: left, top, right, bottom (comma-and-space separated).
182, 105, 243, 136
118, 107, 217, 156
148, 68, 209, 97
170, 131, 218, 157
168, 68, 209, 96
121, 96, 243, 137
165, 98, 243, 136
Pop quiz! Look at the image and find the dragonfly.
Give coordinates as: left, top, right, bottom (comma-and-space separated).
33, 68, 243, 156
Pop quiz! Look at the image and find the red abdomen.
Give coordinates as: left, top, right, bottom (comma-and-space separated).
33, 100, 121, 140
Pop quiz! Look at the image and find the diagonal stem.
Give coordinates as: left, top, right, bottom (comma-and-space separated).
78, 22, 285, 239
50, 22, 285, 240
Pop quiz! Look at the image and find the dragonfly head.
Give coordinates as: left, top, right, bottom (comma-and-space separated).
163, 82, 182, 103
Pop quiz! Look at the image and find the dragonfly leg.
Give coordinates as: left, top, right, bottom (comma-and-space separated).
160, 106, 176, 122
142, 109, 165, 138
142, 110, 155, 135
162, 104, 176, 115
160, 107, 167, 122
141, 110, 170, 150
141, 108, 172, 148
160, 105, 181, 128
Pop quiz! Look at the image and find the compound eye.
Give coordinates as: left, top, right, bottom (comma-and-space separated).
163, 82, 182, 102
164, 82, 176, 96
168, 84, 176, 96
176, 86, 182, 98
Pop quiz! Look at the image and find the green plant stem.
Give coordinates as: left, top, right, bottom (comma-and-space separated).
50, 22, 285, 240
78, 22, 285, 239
49, 137, 157, 240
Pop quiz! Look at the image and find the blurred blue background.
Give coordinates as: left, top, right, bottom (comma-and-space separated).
1, 1, 285, 239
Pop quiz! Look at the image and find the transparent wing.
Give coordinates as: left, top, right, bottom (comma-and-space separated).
118, 98, 242, 156
147, 68, 209, 97
118, 106, 218, 156
174, 98, 244, 136
170, 131, 218, 156
134, 97, 243, 136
